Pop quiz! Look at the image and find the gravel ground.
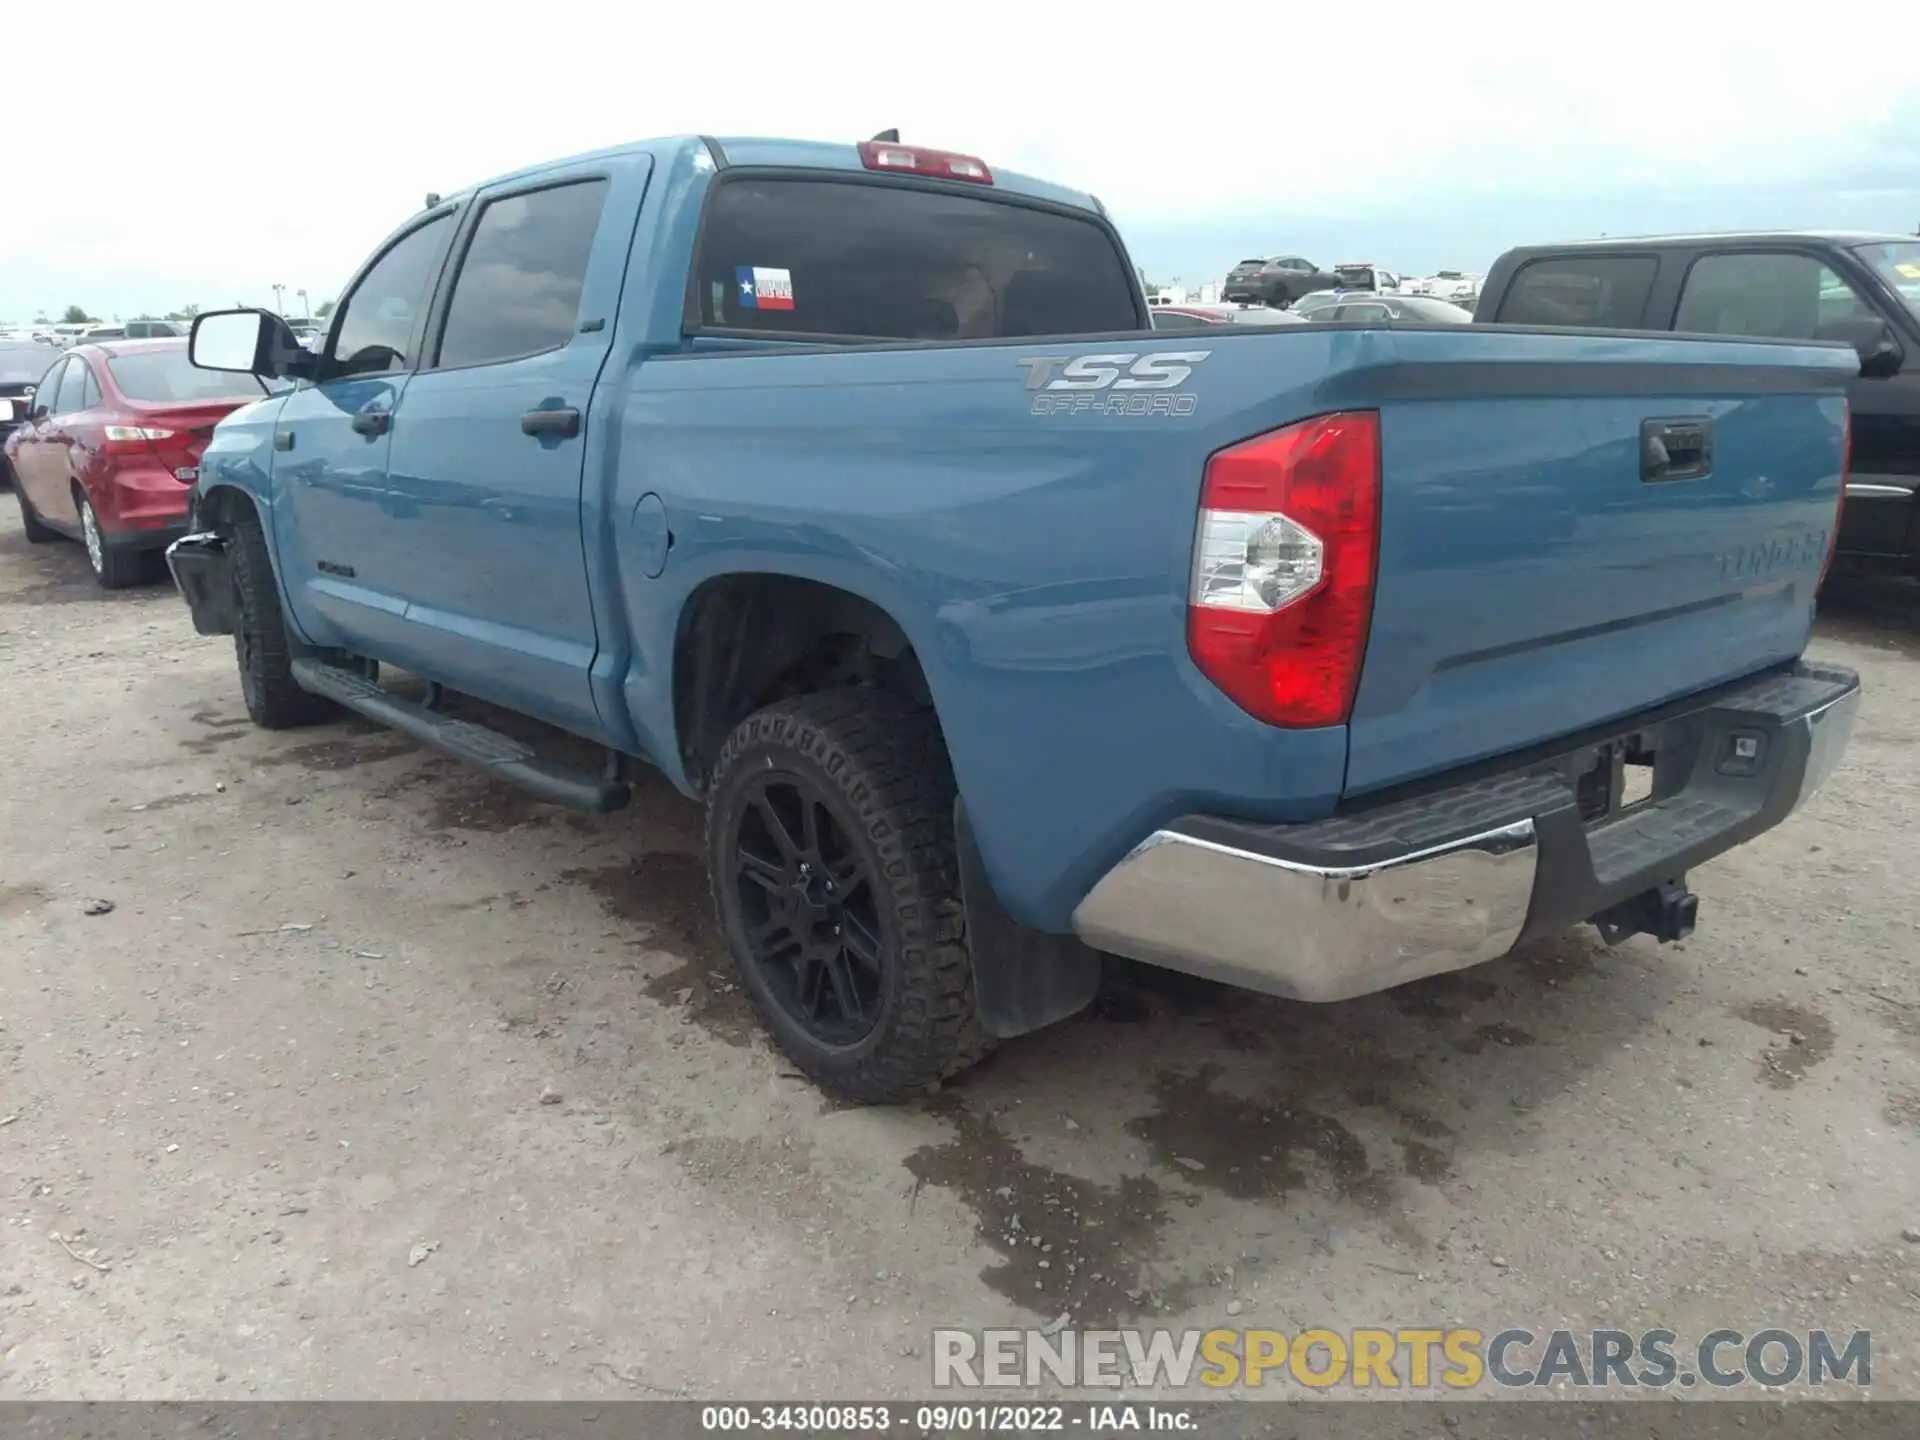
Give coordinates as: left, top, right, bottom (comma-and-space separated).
1, 501, 1918, 1403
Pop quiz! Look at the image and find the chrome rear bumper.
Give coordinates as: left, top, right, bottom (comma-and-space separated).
1071, 664, 1860, 1003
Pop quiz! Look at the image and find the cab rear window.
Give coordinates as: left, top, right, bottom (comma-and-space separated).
1496, 255, 1659, 328
693, 177, 1140, 340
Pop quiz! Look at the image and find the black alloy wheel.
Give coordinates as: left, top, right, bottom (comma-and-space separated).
704, 688, 988, 1102
728, 771, 884, 1046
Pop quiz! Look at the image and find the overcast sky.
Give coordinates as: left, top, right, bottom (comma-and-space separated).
5, 1, 1915, 319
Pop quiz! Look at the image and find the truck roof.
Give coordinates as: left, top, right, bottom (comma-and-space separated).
437, 134, 1106, 218
1501, 229, 1916, 253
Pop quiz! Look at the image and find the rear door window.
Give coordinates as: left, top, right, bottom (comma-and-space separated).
435, 179, 610, 369
1673, 251, 1873, 340
694, 177, 1139, 339
36, 358, 68, 413
53, 359, 87, 413
1495, 255, 1659, 327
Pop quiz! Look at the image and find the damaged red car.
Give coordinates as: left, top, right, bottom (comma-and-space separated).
4, 339, 267, 588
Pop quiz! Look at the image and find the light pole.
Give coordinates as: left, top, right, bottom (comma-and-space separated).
297, 288, 310, 320
271, 283, 285, 316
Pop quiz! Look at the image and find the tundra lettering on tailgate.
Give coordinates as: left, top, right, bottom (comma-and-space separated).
1019, 350, 1209, 417
1717, 528, 1830, 583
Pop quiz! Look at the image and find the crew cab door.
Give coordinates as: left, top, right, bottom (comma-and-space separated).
270, 208, 458, 656
374, 160, 647, 736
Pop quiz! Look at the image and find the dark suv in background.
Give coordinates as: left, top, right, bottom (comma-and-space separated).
1223, 255, 1342, 307
1475, 232, 1920, 579
0, 341, 53, 470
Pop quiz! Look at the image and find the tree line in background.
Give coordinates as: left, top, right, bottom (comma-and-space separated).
39, 298, 336, 325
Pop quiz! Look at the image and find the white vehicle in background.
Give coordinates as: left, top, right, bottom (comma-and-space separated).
286, 318, 327, 350
1332, 263, 1400, 292
47, 322, 92, 347
1428, 270, 1481, 306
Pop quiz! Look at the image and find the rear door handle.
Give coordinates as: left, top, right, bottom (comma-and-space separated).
1641, 417, 1713, 483
351, 410, 390, 438
522, 407, 580, 439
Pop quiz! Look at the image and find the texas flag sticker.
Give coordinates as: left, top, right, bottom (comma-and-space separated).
735, 265, 795, 310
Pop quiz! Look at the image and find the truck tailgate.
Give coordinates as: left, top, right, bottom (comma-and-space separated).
1343, 328, 1853, 797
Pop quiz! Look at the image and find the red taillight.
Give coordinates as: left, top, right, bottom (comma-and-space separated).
1821, 401, 1850, 587
857, 140, 993, 184
1187, 412, 1381, 728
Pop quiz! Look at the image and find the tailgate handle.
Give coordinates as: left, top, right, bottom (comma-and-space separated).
1641, 418, 1713, 483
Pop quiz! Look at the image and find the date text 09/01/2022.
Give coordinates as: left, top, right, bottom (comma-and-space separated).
700, 1403, 1196, 1431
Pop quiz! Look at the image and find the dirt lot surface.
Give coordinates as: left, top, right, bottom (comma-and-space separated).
2, 502, 1918, 1405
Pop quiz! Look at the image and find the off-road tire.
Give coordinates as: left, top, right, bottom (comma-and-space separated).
229, 510, 335, 729
706, 688, 989, 1102
12, 468, 59, 543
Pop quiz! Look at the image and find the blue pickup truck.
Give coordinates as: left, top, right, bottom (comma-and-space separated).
166, 133, 1862, 1102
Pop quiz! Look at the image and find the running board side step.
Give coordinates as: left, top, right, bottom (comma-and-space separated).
290, 659, 631, 814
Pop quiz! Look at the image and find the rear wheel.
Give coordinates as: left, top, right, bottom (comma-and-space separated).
12, 469, 59, 544
706, 689, 988, 1103
77, 492, 150, 589
229, 510, 335, 729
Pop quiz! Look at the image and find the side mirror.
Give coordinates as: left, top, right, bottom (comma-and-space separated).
189, 308, 310, 380
1815, 316, 1904, 379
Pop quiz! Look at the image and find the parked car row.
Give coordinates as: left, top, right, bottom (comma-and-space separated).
1220, 255, 1480, 310
1152, 294, 1473, 329
2, 338, 269, 587
0, 319, 190, 348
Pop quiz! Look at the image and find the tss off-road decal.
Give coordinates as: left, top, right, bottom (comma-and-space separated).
1017, 351, 1209, 417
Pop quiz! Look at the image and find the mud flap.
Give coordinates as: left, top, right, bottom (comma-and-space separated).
955, 799, 1103, 1039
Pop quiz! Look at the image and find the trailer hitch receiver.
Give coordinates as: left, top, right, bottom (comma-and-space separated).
1593, 877, 1698, 946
